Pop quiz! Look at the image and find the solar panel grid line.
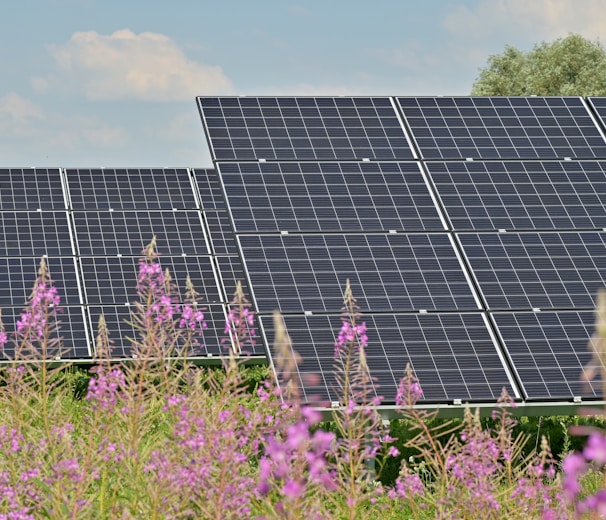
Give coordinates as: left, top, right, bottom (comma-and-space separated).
197, 97, 416, 162
215, 161, 447, 233
425, 161, 606, 231
490, 310, 599, 400
397, 97, 606, 160
0, 168, 67, 211
237, 233, 480, 314
72, 210, 212, 256
457, 231, 606, 311
65, 168, 198, 211
583, 98, 606, 146
202, 210, 239, 256
193, 168, 227, 211
0, 305, 92, 360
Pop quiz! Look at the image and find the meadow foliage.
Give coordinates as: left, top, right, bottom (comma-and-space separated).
0, 240, 603, 518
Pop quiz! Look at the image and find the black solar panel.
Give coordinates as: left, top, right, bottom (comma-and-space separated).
72, 211, 210, 256
66, 168, 197, 210
79, 255, 222, 306
198, 97, 414, 161
215, 255, 249, 303
260, 312, 516, 403
0, 168, 65, 210
204, 211, 238, 256
492, 311, 599, 400
427, 161, 606, 231
458, 232, 606, 310
398, 97, 606, 160
193, 168, 226, 210
87, 303, 233, 358
588, 98, 606, 128
218, 161, 445, 233
239, 233, 478, 313
0, 212, 73, 256
0, 257, 81, 307
1, 305, 90, 359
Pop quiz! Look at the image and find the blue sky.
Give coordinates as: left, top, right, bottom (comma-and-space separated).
1, 0, 603, 167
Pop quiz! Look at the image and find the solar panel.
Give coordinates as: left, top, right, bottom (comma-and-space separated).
0, 212, 73, 256
1, 305, 90, 359
204, 211, 238, 256
198, 97, 415, 161
492, 311, 599, 400
398, 97, 606, 160
458, 231, 606, 310
260, 312, 517, 403
217, 161, 445, 233
66, 168, 197, 210
588, 97, 606, 128
0, 257, 81, 307
79, 255, 222, 306
87, 303, 233, 358
0, 168, 65, 210
215, 255, 249, 303
72, 211, 211, 256
239, 233, 479, 313
193, 168, 226, 210
427, 161, 606, 231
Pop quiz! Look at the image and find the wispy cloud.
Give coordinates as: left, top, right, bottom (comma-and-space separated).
443, 0, 606, 43
34, 29, 233, 101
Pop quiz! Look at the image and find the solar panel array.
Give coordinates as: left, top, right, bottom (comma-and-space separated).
198, 96, 606, 405
0, 167, 264, 360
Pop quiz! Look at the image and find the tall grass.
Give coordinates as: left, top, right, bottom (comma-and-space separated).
0, 241, 601, 518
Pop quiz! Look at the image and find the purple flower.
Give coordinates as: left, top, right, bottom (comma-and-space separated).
584, 432, 606, 466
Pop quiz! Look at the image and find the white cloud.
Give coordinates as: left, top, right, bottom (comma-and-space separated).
443, 0, 606, 43
37, 29, 233, 101
0, 92, 44, 126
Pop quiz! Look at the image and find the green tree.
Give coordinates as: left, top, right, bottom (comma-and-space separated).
471, 33, 606, 96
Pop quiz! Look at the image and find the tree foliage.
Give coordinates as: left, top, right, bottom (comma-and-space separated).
471, 34, 606, 96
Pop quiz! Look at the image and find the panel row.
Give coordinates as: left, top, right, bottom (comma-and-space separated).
260, 310, 599, 403
198, 97, 606, 162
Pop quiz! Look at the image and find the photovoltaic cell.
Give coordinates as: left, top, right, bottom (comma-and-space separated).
1, 306, 90, 359
0, 257, 81, 307
492, 311, 599, 400
87, 304, 233, 358
215, 255, 249, 302
193, 168, 226, 210
198, 97, 414, 161
0, 212, 73, 256
426, 161, 606, 231
239, 233, 478, 313
66, 168, 197, 210
588, 97, 606, 129
0, 168, 65, 210
72, 211, 210, 256
80, 255, 222, 306
204, 211, 238, 256
217, 161, 444, 233
458, 232, 606, 310
398, 97, 606, 160
260, 313, 516, 403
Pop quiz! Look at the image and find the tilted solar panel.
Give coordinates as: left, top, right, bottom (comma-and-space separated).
66, 168, 197, 210
239, 233, 479, 314
260, 312, 517, 403
0, 212, 73, 256
198, 97, 415, 161
492, 311, 598, 400
79, 255, 223, 306
193, 168, 227, 210
458, 231, 606, 310
204, 210, 239, 256
426, 161, 606, 231
218, 161, 445, 233
0, 168, 65, 210
72, 211, 211, 256
398, 97, 606, 160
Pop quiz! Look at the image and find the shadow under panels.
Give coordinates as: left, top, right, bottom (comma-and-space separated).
260, 313, 517, 404
398, 97, 606, 160
197, 97, 415, 161
427, 161, 606, 231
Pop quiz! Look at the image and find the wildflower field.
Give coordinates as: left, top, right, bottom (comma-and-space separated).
0, 241, 605, 519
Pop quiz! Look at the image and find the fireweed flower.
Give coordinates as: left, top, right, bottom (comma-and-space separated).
223, 281, 257, 354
